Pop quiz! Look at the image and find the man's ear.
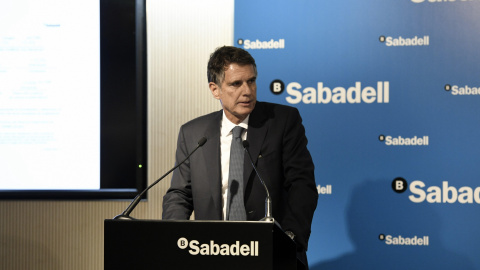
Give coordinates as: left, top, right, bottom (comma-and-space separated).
209, 82, 220, 100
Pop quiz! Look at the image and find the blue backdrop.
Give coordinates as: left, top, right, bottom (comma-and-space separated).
234, 0, 480, 269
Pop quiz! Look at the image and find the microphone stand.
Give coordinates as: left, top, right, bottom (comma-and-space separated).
113, 137, 207, 220
242, 140, 274, 222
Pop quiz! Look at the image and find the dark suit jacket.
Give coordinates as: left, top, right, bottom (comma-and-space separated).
162, 101, 318, 258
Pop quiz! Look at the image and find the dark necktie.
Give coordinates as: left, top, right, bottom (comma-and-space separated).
227, 126, 247, 220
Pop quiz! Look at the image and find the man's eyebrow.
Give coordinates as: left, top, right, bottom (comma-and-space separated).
229, 77, 255, 83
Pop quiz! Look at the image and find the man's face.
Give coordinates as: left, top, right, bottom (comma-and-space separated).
209, 63, 257, 124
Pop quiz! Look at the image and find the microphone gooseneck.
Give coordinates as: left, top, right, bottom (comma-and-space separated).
113, 137, 207, 220
242, 140, 274, 222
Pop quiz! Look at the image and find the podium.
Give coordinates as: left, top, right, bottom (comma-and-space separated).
104, 219, 297, 270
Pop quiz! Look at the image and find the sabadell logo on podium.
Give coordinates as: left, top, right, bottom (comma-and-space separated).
177, 237, 259, 256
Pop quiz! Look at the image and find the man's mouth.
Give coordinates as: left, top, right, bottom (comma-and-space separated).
239, 100, 252, 105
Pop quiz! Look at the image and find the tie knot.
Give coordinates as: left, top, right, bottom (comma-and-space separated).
232, 126, 244, 139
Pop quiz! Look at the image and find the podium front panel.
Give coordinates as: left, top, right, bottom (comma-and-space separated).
104, 220, 295, 270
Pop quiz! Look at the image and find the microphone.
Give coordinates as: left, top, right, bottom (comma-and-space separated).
113, 137, 207, 220
242, 140, 274, 222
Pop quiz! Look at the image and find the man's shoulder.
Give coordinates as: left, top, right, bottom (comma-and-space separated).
256, 101, 297, 110
255, 101, 300, 117
181, 109, 222, 130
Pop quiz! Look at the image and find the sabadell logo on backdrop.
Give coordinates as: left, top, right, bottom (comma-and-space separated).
445, 84, 480, 96
392, 177, 480, 204
270, 80, 390, 105
237, 38, 285, 50
379, 135, 429, 146
379, 35, 430, 47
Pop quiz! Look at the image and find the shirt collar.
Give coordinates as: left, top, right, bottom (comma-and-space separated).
221, 111, 249, 136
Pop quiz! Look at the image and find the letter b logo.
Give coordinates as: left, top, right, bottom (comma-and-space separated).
270, 79, 285, 95
392, 177, 408, 193
273, 83, 282, 92
177, 237, 188, 249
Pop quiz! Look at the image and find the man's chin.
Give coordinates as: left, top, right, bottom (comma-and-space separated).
239, 104, 255, 115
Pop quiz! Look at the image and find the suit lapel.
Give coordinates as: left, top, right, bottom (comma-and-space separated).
202, 110, 223, 218
244, 102, 268, 189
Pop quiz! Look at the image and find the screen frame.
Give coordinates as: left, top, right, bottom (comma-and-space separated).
0, 0, 147, 200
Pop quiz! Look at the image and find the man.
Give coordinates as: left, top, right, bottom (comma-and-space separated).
162, 46, 318, 269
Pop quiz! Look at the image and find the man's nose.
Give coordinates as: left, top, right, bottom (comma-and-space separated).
241, 82, 253, 94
